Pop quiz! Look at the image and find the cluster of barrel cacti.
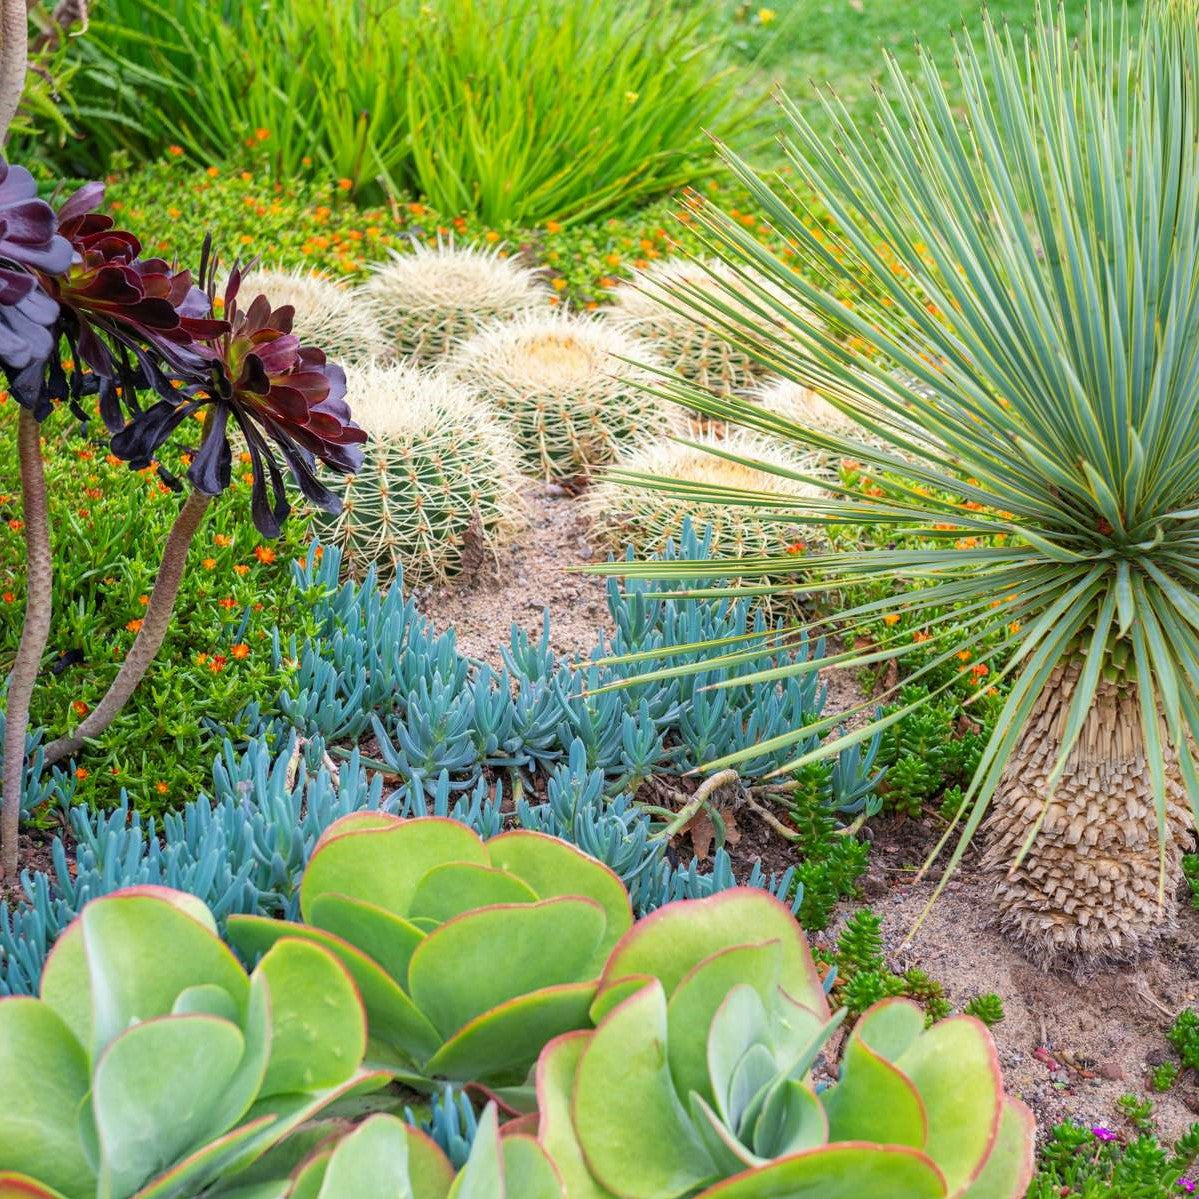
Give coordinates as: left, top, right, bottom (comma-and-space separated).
254, 236, 869, 581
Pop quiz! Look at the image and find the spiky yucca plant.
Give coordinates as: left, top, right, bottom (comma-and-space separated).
319, 364, 527, 585
242, 266, 387, 364
605, 257, 789, 397
600, 2, 1199, 967
586, 431, 823, 561
445, 310, 676, 481
362, 240, 550, 363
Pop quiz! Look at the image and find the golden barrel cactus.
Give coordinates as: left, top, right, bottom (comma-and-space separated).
318, 363, 527, 586
362, 240, 551, 363
585, 430, 823, 560
444, 310, 676, 482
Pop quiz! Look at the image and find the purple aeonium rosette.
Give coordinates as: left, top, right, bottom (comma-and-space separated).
0, 158, 73, 413
39, 182, 226, 426
111, 261, 365, 537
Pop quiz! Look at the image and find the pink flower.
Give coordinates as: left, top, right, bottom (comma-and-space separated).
1091, 1126, 1117, 1143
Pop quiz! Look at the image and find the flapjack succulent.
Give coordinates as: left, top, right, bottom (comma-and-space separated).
0, 886, 382, 1199
228, 813, 634, 1091
531, 889, 1035, 1198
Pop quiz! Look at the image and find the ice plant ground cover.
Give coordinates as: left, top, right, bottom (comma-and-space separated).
0, 1, 1195, 1196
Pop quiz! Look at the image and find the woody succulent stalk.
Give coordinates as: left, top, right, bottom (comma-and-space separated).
44, 259, 364, 765
0, 0, 25, 141
0, 159, 72, 878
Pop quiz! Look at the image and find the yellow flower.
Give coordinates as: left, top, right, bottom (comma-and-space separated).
758, 7, 777, 24
625, 91, 639, 105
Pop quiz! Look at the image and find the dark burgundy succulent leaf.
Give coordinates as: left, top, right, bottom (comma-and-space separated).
41, 183, 227, 427
0, 158, 73, 413
111, 259, 365, 537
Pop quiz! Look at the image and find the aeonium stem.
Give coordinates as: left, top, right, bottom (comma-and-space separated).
2, 408, 53, 879
0, 0, 28, 141
42, 487, 212, 768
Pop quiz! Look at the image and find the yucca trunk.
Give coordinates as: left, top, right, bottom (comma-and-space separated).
982, 663, 1194, 968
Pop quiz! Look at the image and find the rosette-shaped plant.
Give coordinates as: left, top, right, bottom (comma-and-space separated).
362, 240, 550, 363
445, 310, 674, 481
319, 363, 527, 586
39, 182, 224, 424
228, 814, 633, 1091
242, 266, 387, 366
0, 886, 382, 1199
532, 889, 1035, 1198
0, 157, 72, 402
275, 1104, 563, 1199
111, 261, 366, 536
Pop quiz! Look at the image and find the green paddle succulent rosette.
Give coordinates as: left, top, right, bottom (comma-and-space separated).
270, 1104, 564, 1199
228, 813, 634, 1092
0, 886, 383, 1199
529, 888, 1035, 1198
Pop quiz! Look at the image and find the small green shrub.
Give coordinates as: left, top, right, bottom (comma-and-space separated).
786, 764, 871, 931
1150, 1062, 1180, 1093
0, 400, 312, 814
876, 684, 993, 819
1168, 1010, 1199, 1073
964, 993, 1006, 1027
1029, 1120, 1199, 1199
1184, 853, 1199, 910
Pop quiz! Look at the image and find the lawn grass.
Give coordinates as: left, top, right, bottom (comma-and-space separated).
733, 0, 1148, 134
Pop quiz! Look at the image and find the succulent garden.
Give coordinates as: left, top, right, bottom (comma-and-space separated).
1, 1, 1197, 1196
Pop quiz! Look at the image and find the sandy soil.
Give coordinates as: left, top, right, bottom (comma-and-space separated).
416, 481, 614, 665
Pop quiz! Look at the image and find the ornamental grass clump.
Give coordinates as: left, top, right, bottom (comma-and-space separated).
585, 431, 823, 560
0, 886, 382, 1199
241, 265, 388, 365
445, 310, 675, 481
362, 240, 550, 364
227, 813, 633, 1091
604, 258, 789, 397
530, 889, 1035, 1197
319, 363, 527, 586
596, 1, 1199, 968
